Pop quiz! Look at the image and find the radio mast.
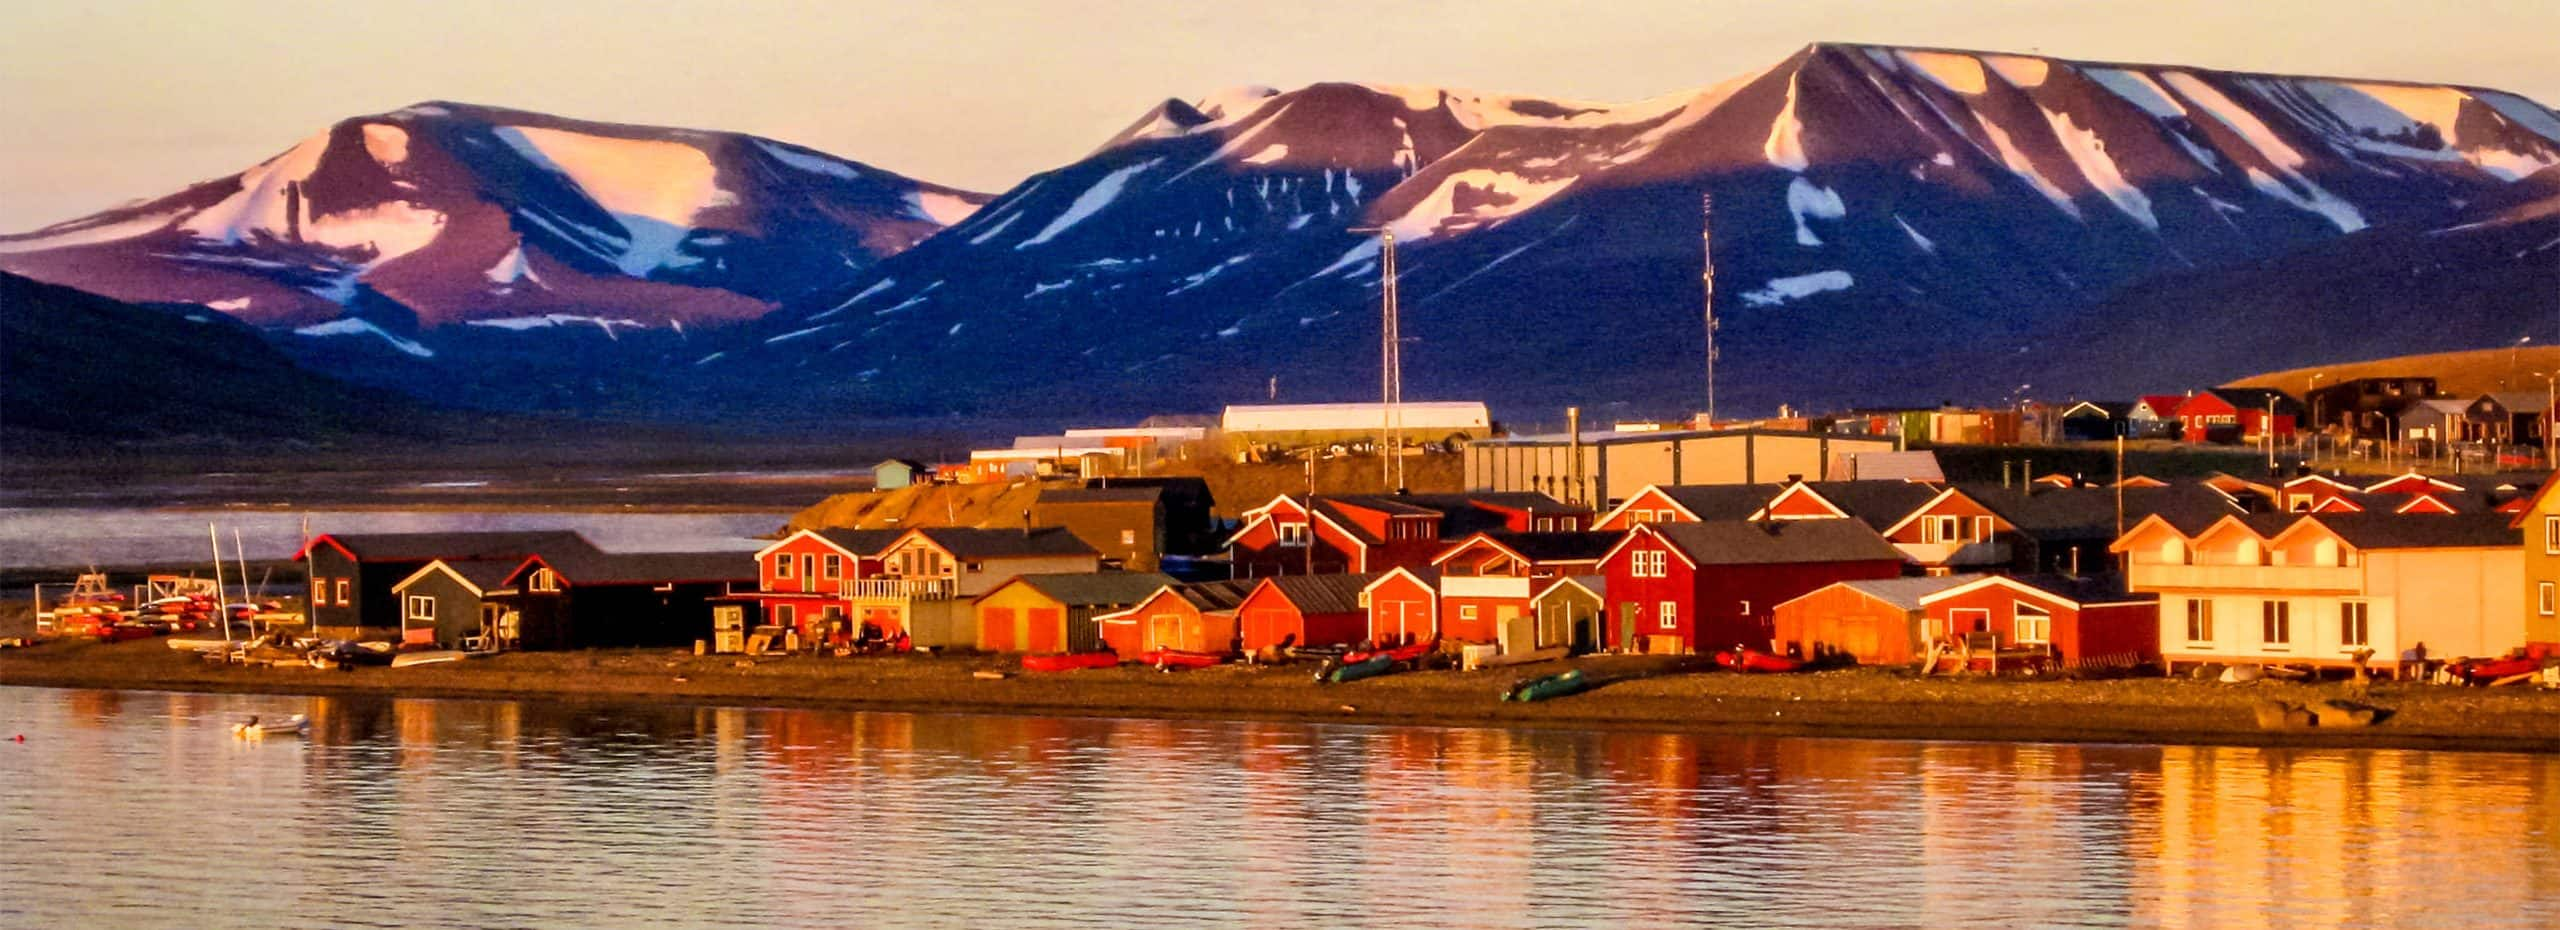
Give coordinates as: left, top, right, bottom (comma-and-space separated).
1378, 230, 1403, 489
1701, 190, 1719, 427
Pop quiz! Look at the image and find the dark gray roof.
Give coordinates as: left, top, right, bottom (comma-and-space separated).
1037, 486, 1164, 504
2122, 483, 2249, 535
1799, 480, 1942, 530
1651, 519, 1902, 565
2202, 387, 2301, 412
1652, 484, 1784, 521
2003, 573, 2151, 606
1481, 531, 1620, 563
395, 558, 519, 593
308, 530, 595, 563
813, 529, 905, 555
1171, 578, 1260, 612
1834, 574, 1990, 610
2306, 513, 2522, 550
915, 526, 1099, 559
1255, 572, 1386, 615
521, 549, 756, 586
1002, 572, 1176, 608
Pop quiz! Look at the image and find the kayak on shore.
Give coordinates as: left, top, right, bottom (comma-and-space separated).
1714, 647, 1805, 674
1325, 654, 1396, 684
1503, 668, 1588, 702
1021, 652, 1119, 673
1137, 649, 1223, 671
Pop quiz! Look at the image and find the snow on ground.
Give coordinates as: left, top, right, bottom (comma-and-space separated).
1765, 73, 1809, 171
361, 123, 410, 165
1984, 55, 2051, 89
1901, 51, 1989, 96
2162, 73, 2366, 231
1974, 115, 2083, 219
1742, 270, 1855, 307
907, 190, 982, 225
1018, 158, 1162, 248
2041, 107, 2158, 229
0, 211, 181, 253
753, 139, 860, 180
496, 125, 736, 274
292, 317, 434, 357
2086, 69, 2187, 119
181, 133, 330, 243
1386, 168, 1576, 241
1786, 177, 1846, 246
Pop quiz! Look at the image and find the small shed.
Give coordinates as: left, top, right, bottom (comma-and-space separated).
874, 459, 930, 490
1529, 575, 1604, 653
1772, 575, 1986, 665
974, 571, 1171, 653
388, 558, 518, 647
1094, 579, 1256, 655
488, 550, 756, 651
1361, 567, 1441, 646
1234, 572, 1382, 652
1915, 574, 2159, 668
2057, 401, 2132, 441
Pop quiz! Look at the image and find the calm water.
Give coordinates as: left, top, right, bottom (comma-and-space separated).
1, 688, 2553, 929
0, 508, 786, 571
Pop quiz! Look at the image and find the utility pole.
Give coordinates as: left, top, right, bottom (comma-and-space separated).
1360, 229, 1404, 490
1701, 190, 1720, 427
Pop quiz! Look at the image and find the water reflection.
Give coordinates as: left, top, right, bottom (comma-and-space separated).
2, 688, 2552, 930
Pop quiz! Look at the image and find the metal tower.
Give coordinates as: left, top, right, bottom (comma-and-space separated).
1379, 230, 1404, 489
1701, 190, 1719, 427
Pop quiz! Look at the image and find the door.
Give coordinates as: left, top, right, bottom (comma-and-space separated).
1499, 606, 1532, 653
1618, 602, 1639, 653
1149, 614, 1181, 653
1026, 607, 1062, 653
983, 607, 1016, 651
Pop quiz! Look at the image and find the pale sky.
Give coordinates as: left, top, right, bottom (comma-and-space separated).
4, 0, 2556, 231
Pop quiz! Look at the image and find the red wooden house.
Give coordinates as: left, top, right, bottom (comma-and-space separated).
1361, 567, 1442, 646
1226, 492, 1583, 578
1772, 574, 1987, 665
1593, 483, 1783, 531
1234, 573, 1380, 652
2174, 389, 2300, 444
736, 528, 902, 638
1431, 532, 1619, 649
1914, 574, 2159, 668
1598, 520, 1903, 655
1094, 579, 1258, 655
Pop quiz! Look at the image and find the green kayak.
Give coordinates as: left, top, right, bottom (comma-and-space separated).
1503, 668, 1587, 702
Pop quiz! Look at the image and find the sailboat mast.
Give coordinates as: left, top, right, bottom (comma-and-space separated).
209, 523, 230, 643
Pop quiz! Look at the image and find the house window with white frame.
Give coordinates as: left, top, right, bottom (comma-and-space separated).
1460, 605, 1478, 621
2540, 582, 2556, 617
334, 579, 350, 607
821, 554, 843, 580
1924, 515, 1960, 544
1278, 522, 1309, 546
405, 595, 434, 625
2546, 516, 2558, 555
773, 554, 794, 578
1657, 601, 1677, 630
2014, 603, 2051, 645
2185, 599, 2213, 643
312, 577, 327, 608
529, 569, 558, 593
2261, 600, 2291, 648
1972, 516, 1994, 542
2341, 601, 2370, 647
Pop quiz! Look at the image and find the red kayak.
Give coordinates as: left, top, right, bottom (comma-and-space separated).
1021, 652, 1118, 673
2454, 656, 2542, 684
1344, 639, 1438, 666
1137, 649, 1223, 670
1714, 648, 1805, 673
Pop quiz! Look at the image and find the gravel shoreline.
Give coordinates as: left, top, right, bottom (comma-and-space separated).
5, 637, 2556, 752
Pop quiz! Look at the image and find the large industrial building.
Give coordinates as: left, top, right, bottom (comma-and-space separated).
1463, 427, 1898, 508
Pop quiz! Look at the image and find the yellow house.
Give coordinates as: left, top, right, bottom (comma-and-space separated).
2512, 472, 2560, 652
2112, 511, 2523, 676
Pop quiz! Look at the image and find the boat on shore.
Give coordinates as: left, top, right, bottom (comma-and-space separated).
1714, 647, 1806, 674
1021, 652, 1118, 673
1325, 654, 1395, 683
229, 714, 308, 739
1137, 649, 1223, 671
389, 650, 484, 668
1502, 668, 1588, 702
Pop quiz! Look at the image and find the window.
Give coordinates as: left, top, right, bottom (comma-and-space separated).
312, 577, 327, 607
821, 554, 843, 580
529, 569, 559, 593
2014, 603, 2051, 644
1535, 517, 1553, 532
2540, 582, 2557, 617
1278, 522, 1309, 546
1357, 590, 1371, 607
2261, 601, 2291, 648
334, 579, 350, 607
1657, 601, 1678, 630
1923, 515, 1959, 543
1972, 516, 1994, 542
773, 553, 794, 578
2547, 516, 2558, 555
2341, 601, 2370, 647
1737, 600, 1751, 616
965, 561, 983, 573
2185, 600, 2213, 643
1120, 530, 1137, 546
774, 604, 795, 628
405, 595, 434, 624
1459, 605, 1479, 621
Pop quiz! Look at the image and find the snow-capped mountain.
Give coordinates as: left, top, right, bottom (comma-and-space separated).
721, 43, 2560, 417
0, 101, 988, 354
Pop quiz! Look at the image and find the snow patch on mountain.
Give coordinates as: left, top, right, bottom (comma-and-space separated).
2163, 73, 2367, 231
361, 123, 410, 165
1975, 115, 2083, 219
1742, 270, 1855, 306
1786, 177, 1846, 246
485, 245, 539, 285
1018, 158, 1161, 249
1984, 55, 2050, 89
754, 139, 860, 179
1386, 169, 1576, 241
307, 201, 447, 267
1765, 74, 1809, 171
1895, 216, 1935, 252
495, 125, 737, 273
2086, 69, 2187, 118
293, 317, 434, 357
465, 314, 648, 336
2042, 108, 2158, 229
207, 297, 253, 311
907, 190, 981, 225
1245, 144, 1291, 165
1902, 51, 1989, 96
181, 133, 330, 243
